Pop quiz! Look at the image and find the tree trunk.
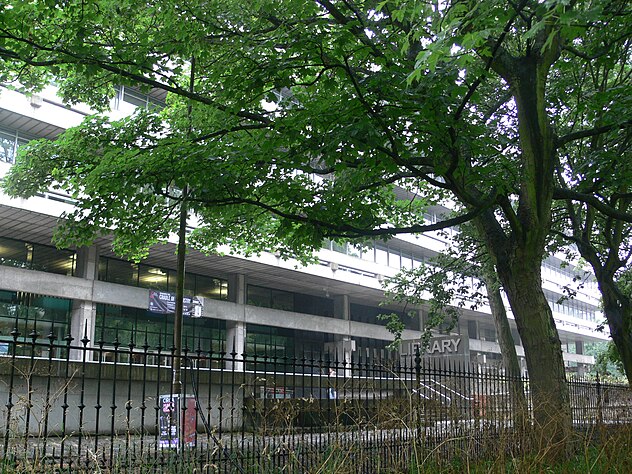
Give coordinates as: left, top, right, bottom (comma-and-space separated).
499, 258, 572, 455
480, 270, 528, 428
600, 282, 632, 385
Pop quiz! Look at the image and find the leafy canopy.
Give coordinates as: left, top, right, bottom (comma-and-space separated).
0, 0, 630, 260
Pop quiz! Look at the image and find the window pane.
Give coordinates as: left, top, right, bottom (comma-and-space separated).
375, 246, 388, 266
138, 265, 169, 290
270, 289, 294, 311
388, 249, 401, 269
31, 244, 75, 276
401, 253, 413, 270
247, 285, 271, 307
103, 258, 139, 286
197, 275, 227, 301
0, 237, 30, 268
0, 130, 16, 164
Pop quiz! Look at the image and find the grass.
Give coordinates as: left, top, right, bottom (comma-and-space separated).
4, 426, 631, 473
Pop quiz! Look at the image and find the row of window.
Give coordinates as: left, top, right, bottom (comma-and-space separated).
1, 235, 601, 332
542, 260, 598, 292
246, 284, 415, 328
323, 239, 430, 270
99, 256, 228, 301
96, 304, 226, 353
0, 237, 76, 275
544, 289, 597, 322
0, 237, 400, 325
247, 284, 334, 317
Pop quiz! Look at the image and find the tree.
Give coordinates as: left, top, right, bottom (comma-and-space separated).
1, 0, 631, 458
384, 221, 528, 428
557, 193, 632, 385
552, 21, 632, 383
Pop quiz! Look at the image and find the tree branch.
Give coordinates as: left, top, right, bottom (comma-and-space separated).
556, 119, 632, 147
554, 188, 632, 223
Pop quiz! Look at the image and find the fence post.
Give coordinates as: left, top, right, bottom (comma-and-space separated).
3, 325, 20, 459
414, 346, 422, 440
596, 371, 603, 426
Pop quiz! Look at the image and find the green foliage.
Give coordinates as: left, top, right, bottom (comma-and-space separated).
1, 1, 631, 436
593, 341, 626, 380
1, 0, 628, 262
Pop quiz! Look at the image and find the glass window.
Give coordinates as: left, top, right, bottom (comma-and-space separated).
247, 285, 334, 317
388, 249, 401, 269
100, 257, 228, 300
0, 129, 17, 164
294, 294, 334, 318
96, 304, 225, 355
115, 86, 165, 110
184, 273, 196, 296
247, 285, 272, 307
375, 245, 388, 266
360, 244, 375, 262
101, 258, 139, 286
347, 243, 363, 258
196, 275, 227, 300
0, 237, 75, 276
0, 237, 30, 268
331, 241, 347, 254
31, 245, 75, 276
246, 325, 294, 356
138, 265, 169, 291
480, 326, 497, 342
247, 285, 295, 312
0, 127, 29, 165
0, 290, 71, 357
350, 303, 416, 329
270, 289, 294, 311
467, 320, 478, 339
401, 253, 413, 270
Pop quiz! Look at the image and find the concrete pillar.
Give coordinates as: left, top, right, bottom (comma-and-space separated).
327, 293, 354, 376
576, 340, 584, 355
228, 274, 246, 305
226, 322, 246, 371
329, 294, 355, 375
70, 246, 98, 360
333, 295, 349, 320
226, 274, 246, 371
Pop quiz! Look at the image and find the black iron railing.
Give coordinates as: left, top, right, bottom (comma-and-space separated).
0, 329, 630, 472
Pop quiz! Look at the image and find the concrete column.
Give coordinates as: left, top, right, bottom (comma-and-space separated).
70, 246, 98, 360
333, 295, 349, 320
226, 321, 246, 371
228, 274, 246, 305
576, 340, 584, 355
329, 294, 355, 375
226, 274, 246, 371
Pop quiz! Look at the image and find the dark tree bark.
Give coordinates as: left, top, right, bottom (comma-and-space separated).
480, 269, 528, 427
599, 281, 632, 384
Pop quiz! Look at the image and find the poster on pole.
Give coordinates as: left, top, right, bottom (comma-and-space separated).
148, 290, 204, 317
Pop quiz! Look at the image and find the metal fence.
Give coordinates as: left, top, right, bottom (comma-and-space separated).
1, 329, 631, 472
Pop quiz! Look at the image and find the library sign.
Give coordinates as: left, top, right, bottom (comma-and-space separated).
399, 334, 469, 367
148, 290, 204, 318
